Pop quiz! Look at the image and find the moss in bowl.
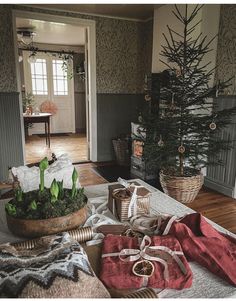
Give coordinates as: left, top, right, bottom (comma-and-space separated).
5, 157, 88, 238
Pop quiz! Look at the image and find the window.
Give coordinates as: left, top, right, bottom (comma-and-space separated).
52, 60, 68, 96
30, 59, 48, 95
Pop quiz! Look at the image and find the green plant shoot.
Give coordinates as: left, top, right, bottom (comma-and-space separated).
39, 157, 49, 192
29, 200, 37, 210
50, 179, 59, 203
5, 203, 17, 216
57, 180, 64, 200
15, 187, 23, 202
71, 168, 78, 198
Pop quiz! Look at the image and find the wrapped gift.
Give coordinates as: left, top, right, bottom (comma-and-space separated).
108, 178, 150, 222
100, 234, 193, 290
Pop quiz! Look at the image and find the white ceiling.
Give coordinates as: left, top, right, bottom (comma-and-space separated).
16, 17, 85, 46
30, 4, 163, 21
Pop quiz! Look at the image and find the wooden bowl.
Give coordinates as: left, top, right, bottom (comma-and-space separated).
6, 206, 88, 238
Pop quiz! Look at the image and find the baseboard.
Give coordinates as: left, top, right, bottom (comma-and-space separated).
204, 177, 234, 198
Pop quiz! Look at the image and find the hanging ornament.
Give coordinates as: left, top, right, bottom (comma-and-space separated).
158, 135, 164, 147
145, 94, 151, 101
178, 145, 185, 153
160, 110, 165, 119
209, 122, 217, 130
138, 114, 143, 123
176, 68, 181, 77
169, 93, 176, 110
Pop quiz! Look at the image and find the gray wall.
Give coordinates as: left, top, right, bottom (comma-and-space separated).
0, 5, 17, 92
205, 96, 236, 197
215, 5, 236, 94
73, 53, 86, 133
97, 94, 144, 161
0, 93, 24, 181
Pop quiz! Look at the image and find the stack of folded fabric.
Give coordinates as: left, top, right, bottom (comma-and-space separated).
100, 234, 193, 291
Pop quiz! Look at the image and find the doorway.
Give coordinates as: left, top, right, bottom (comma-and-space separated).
13, 10, 97, 164
23, 51, 75, 134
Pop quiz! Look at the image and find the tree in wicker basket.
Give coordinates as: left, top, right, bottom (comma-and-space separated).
138, 5, 236, 203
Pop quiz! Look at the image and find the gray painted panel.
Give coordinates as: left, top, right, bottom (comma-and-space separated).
97, 94, 144, 161
0, 93, 24, 181
205, 96, 236, 197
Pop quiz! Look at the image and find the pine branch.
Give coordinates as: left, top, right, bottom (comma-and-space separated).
159, 59, 174, 70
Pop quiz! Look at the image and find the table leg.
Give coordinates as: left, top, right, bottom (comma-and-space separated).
48, 119, 51, 149
24, 123, 29, 141
45, 122, 48, 146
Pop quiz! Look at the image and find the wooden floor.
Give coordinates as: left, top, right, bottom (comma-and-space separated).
25, 133, 88, 164
75, 162, 108, 187
188, 187, 236, 234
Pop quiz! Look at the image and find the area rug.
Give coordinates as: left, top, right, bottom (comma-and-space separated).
93, 165, 162, 190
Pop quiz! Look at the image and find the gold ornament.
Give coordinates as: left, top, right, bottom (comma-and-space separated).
160, 110, 165, 119
178, 145, 185, 153
209, 122, 216, 130
169, 93, 176, 110
145, 94, 151, 101
158, 135, 164, 147
176, 68, 181, 77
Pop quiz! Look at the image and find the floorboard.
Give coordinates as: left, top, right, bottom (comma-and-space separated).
187, 187, 236, 233
25, 133, 88, 164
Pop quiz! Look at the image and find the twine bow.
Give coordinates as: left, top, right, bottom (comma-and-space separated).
102, 235, 187, 281
117, 177, 140, 218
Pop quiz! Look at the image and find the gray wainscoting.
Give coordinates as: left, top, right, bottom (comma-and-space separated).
0, 93, 24, 181
205, 96, 236, 197
74, 92, 86, 133
97, 94, 144, 161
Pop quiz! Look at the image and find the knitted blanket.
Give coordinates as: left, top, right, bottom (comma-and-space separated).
0, 233, 93, 297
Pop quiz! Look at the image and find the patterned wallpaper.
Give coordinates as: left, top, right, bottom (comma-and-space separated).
0, 5, 17, 92
0, 4, 153, 94
215, 5, 236, 95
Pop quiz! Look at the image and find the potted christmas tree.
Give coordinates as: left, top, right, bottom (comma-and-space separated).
139, 5, 236, 203
5, 157, 88, 238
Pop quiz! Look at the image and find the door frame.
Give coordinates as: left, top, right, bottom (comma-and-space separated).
12, 9, 97, 162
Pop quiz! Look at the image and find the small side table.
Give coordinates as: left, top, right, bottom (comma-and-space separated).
23, 113, 52, 148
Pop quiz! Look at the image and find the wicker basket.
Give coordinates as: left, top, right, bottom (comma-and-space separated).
160, 170, 204, 203
112, 138, 130, 166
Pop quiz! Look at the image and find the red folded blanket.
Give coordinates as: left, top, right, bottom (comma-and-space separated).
100, 234, 192, 290
160, 213, 236, 286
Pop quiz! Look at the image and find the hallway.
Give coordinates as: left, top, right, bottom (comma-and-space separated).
25, 133, 88, 164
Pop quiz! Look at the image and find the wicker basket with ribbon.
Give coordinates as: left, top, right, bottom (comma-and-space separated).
110, 178, 150, 222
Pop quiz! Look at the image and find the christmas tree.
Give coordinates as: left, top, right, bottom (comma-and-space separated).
139, 4, 236, 177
